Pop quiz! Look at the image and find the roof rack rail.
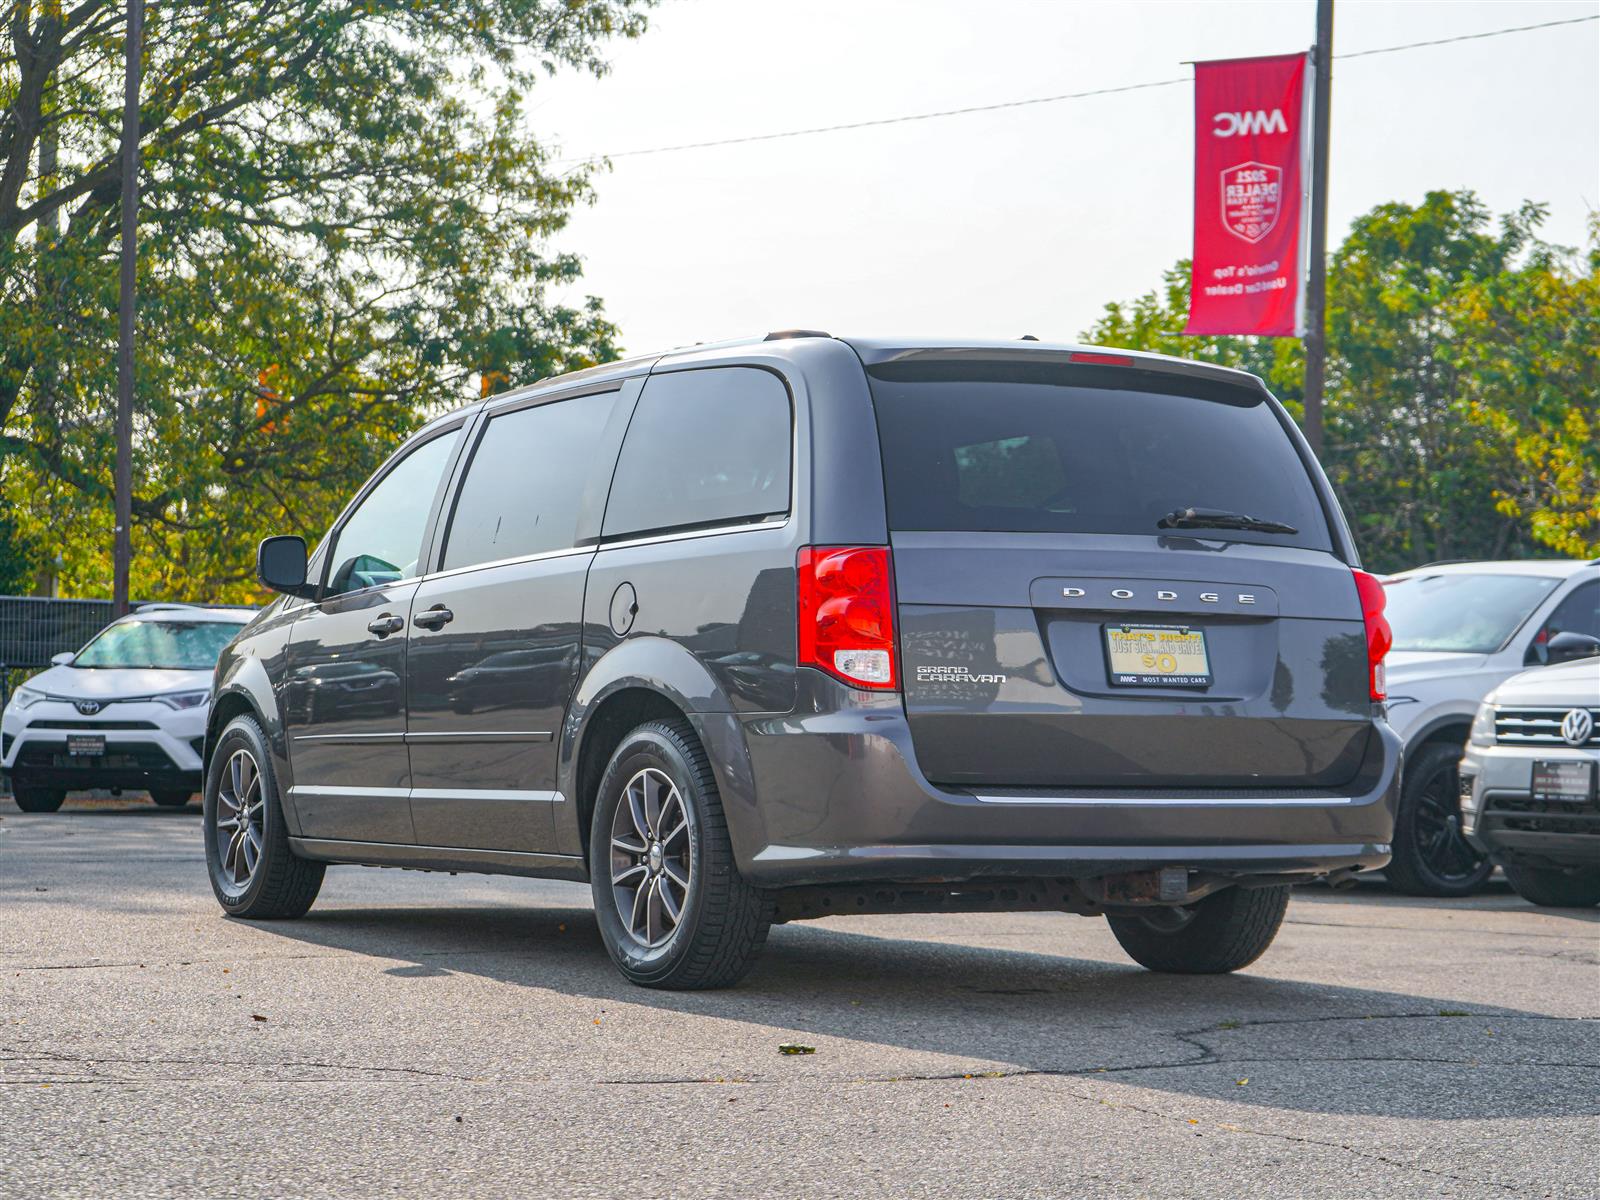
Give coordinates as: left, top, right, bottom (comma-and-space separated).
1410, 560, 1475, 569
764, 329, 831, 341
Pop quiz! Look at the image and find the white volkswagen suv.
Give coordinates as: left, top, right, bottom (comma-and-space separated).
1380, 560, 1599, 896
1461, 656, 1600, 907
1, 604, 252, 813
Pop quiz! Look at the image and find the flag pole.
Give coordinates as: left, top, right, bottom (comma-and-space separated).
114, 0, 141, 616
1302, 0, 1334, 455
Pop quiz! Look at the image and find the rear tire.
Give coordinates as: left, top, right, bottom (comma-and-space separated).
1502, 863, 1600, 908
1108, 884, 1291, 974
203, 714, 324, 919
589, 719, 772, 989
150, 789, 194, 808
1386, 741, 1492, 897
11, 784, 66, 813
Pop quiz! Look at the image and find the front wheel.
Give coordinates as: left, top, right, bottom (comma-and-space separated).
203, 714, 324, 919
1502, 863, 1600, 908
1386, 741, 1493, 897
589, 720, 772, 989
11, 784, 66, 813
1107, 884, 1291, 974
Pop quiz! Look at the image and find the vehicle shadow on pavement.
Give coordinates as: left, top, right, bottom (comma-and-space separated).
250, 900, 1600, 1122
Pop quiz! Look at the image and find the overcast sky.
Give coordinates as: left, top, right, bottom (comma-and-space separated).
533, 0, 1599, 356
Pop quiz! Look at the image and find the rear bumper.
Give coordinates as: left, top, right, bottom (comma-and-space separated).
728, 676, 1399, 888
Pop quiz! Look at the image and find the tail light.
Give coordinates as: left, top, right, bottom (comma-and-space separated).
1352, 569, 1392, 701
797, 546, 898, 689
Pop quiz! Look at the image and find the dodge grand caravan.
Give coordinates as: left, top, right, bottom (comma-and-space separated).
206, 334, 1400, 989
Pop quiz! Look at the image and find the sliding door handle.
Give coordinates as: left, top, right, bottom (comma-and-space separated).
413, 605, 454, 631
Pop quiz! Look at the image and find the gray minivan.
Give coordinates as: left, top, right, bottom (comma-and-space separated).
208, 334, 1400, 988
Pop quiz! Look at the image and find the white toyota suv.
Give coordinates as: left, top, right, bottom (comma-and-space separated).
1380, 560, 1599, 896
1, 604, 252, 813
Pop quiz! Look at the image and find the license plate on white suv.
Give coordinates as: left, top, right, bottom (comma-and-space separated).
1532, 760, 1596, 803
66, 734, 106, 757
1104, 624, 1213, 688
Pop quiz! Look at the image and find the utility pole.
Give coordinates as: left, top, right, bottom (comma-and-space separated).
1301, 0, 1334, 456
114, 0, 142, 615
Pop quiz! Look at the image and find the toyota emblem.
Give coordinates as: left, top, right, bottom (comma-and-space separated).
1561, 708, 1594, 747
74, 700, 102, 716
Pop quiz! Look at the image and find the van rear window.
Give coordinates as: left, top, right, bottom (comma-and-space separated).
867, 361, 1332, 551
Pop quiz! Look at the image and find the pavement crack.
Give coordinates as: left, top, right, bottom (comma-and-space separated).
0, 1046, 481, 1083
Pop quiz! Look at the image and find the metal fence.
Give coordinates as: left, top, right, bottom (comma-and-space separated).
0, 595, 254, 685
0, 596, 123, 671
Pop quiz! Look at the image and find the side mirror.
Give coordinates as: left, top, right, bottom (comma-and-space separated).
1546, 631, 1600, 666
256, 535, 314, 599
50, 651, 75, 666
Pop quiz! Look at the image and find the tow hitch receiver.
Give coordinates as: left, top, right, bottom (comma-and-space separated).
1098, 867, 1192, 905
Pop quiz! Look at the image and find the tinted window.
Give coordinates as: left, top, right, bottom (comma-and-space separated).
1383, 573, 1560, 653
603, 368, 791, 539
1541, 579, 1600, 641
326, 431, 457, 595
74, 621, 241, 670
867, 361, 1331, 551
443, 392, 617, 570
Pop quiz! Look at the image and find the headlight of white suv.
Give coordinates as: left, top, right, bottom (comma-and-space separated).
157, 690, 211, 711
1469, 700, 1497, 748
9, 685, 47, 711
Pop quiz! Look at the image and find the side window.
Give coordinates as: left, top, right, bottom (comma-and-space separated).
602, 367, 791, 539
1541, 580, 1600, 642
442, 392, 618, 571
325, 432, 458, 596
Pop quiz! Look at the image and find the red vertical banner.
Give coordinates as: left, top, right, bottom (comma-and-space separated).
1184, 52, 1309, 337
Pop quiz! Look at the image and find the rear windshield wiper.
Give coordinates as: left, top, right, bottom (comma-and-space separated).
1158, 506, 1298, 535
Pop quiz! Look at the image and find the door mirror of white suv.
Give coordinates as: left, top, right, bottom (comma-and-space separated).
1546, 630, 1600, 666
50, 651, 74, 666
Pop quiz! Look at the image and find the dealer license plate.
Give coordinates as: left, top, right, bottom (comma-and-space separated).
1532, 759, 1596, 803
1104, 624, 1212, 688
66, 733, 106, 757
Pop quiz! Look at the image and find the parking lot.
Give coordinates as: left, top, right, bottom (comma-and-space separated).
2, 794, 1596, 1200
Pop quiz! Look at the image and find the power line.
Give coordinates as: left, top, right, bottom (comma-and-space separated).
558, 13, 1598, 166
1336, 14, 1596, 59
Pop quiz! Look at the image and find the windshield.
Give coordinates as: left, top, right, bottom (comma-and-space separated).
867, 360, 1332, 551
73, 620, 240, 670
1383, 573, 1560, 653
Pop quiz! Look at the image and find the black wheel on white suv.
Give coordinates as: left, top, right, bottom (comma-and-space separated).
203, 713, 324, 919
11, 782, 66, 813
589, 720, 772, 989
150, 789, 194, 808
1502, 864, 1600, 908
1107, 884, 1291, 974
1386, 741, 1493, 897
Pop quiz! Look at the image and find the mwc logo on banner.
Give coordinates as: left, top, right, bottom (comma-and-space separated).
1184, 53, 1310, 338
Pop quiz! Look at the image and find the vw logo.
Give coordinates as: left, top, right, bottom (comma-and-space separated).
1560, 708, 1594, 747
74, 700, 102, 716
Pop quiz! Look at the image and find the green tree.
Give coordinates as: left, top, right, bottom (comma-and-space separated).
1450, 216, 1600, 557
1, 0, 650, 600
1082, 191, 1597, 572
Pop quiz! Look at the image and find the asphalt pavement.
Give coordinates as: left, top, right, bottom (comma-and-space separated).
2, 794, 1596, 1199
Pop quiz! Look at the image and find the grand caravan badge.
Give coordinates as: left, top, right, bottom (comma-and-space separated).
915, 664, 1008, 686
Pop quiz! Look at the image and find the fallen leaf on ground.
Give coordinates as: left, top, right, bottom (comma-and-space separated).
778, 1043, 815, 1055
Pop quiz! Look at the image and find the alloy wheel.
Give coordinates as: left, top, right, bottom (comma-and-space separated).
609, 767, 694, 948
215, 748, 266, 889
1413, 761, 1486, 885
